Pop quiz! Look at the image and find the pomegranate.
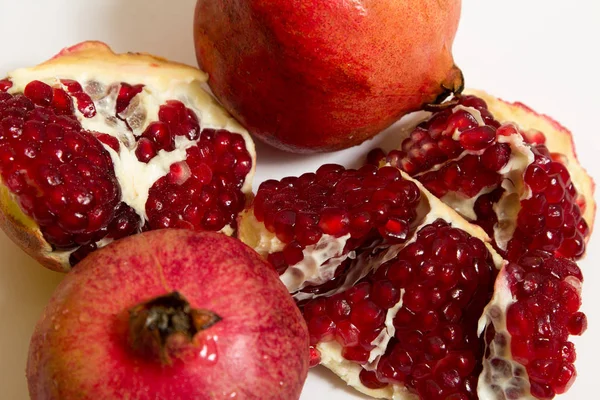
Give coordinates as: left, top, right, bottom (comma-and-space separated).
0, 42, 256, 271
373, 90, 595, 262
27, 230, 309, 400
238, 159, 588, 397
194, 0, 463, 153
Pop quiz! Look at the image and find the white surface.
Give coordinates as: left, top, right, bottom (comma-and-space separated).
0, 1, 599, 399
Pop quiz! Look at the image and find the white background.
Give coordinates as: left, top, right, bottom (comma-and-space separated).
0, 1, 599, 399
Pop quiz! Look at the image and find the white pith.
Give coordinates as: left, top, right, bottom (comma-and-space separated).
4, 43, 256, 251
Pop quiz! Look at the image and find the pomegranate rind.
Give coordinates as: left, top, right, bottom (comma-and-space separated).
0, 184, 70, 272
0, 41, 256, 271
464, 89, 595, 236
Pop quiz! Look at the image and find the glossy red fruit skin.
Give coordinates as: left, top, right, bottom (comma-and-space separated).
27, 230, 309, 400
194, 0, 463, 153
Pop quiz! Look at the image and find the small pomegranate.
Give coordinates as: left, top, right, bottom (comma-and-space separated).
194, 0, 463, 152
0, 42, 256, 271
27, 230, 309, 400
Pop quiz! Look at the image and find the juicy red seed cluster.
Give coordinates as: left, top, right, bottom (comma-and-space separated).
159, 99, 201, 140
0, 85, 121, 250
507, 146, 589, 260
145, 127, 251, 232
254, 164, 421, 273
60, 79, 96, 118
387, 95, 501, 176
387, 95, 589, 261
505, 251, 586, 398
303, 220, 496, 399
134, 100, 202, 163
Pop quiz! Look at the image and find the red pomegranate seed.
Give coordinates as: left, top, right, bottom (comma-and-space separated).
94, 134, 120, 152
135, 138, 157, 163
319, 207, 350, 236
24, 80, 53, 106
51, 88, 74, 115
0, 78, 13, 92
142, 121, 174, 151
359, 369, 388, 389
116, 83, 144, 114
459, 126, 496, 151
72, 92, 96, 118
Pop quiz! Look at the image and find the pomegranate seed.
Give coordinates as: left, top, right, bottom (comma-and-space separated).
318, 207, 350, 236
24, 80, 53, 106
142, 121, 174, 151
359, 369, 388, 389
0, 78, 13, 92
72, 92, 96, 118
459, 126, 496, 150
135, 138, 157, 163
116, 83, 144, 114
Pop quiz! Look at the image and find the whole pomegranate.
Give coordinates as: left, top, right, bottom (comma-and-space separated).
0, 42, 256, 271
194, 0, 463, 153
237, 93, 593, 398
27, 230, 309, 400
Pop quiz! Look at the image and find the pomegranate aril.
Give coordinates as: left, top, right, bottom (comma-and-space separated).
71, 92, 96, 118
318, 207, 350, 236
24, 80, 53, 106
459, 126, 496, 151
359, 369, 388, 389
0, 78, 13, 92
142, 121, 174, 151
135, 138, 157, 163
116, 83, 144, 114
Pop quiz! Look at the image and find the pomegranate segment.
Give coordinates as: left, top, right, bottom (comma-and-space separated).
0, 92, 121, 250
0, 42, 255, 271
381, 93, 592, 262
305, 220, 497, 399
481, 251, 586, 399
239, 164, 423, 298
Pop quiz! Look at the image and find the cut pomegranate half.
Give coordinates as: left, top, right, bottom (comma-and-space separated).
238, 163, 587, 399
372, 90, 594, 262
0, 41, 255, 271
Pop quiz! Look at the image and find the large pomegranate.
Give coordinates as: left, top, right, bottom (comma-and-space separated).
27, 230, 309, 400
194, 0, 463, 153
0, 42, 256, 271
237, 94, 593, 398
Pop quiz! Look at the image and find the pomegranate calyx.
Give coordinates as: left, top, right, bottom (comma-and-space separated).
128, 291, 221, 364
429, 64, 465, 108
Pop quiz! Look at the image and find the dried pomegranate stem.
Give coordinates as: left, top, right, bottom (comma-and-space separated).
128, 291, 221, 364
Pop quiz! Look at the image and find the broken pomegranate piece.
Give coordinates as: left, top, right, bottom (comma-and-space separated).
239, 163, 422, 299
239, 160, 587, 399
375, 91, 594, 262
0, 41, 255, 271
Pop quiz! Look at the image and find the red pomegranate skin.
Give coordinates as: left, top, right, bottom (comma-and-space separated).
194, 0, 463, 153
27, 230, 309, 400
